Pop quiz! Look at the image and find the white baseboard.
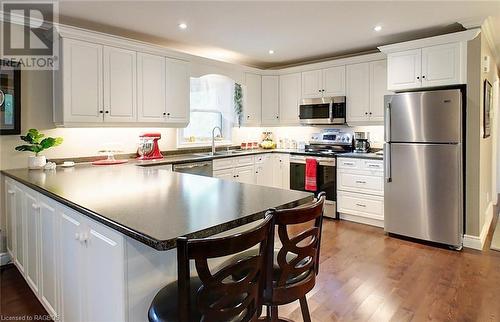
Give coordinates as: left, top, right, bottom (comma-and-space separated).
463, 202, 494, 250
0, 252, 11, 266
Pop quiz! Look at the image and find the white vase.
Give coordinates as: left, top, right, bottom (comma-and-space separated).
28, 155, 47, 169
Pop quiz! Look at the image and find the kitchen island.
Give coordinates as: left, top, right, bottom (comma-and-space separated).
2, 164, 313, 322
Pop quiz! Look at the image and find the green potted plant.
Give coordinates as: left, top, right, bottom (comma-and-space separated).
15, 129, 63, 169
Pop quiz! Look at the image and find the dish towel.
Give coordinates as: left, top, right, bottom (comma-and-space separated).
305, 158, 318, 191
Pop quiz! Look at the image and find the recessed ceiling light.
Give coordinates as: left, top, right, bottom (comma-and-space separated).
374, 25, 382, 32
268, 49, 275, 55
178, 23, 187, 30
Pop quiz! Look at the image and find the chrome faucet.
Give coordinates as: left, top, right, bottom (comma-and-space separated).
211, 126, 222, 155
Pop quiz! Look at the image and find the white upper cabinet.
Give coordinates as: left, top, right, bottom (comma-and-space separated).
243, 73, 262, 126
54, 37, 189, 127
59, 39, 104, 124
323, 66, 346, 96
137, 53, 167, 123
165, 58, 190, 125
370, 60, 391, 122
103, 46, 137, 122
301, 66, 345, 98
302, 70, 323, 98
346, 62, 370, 123
421, 43, 462, 87
261, 76, 280, 125
385, 41, 466, 91
387, 49, 422, 91
279, 73, 301, 125
346, 60, 390, 125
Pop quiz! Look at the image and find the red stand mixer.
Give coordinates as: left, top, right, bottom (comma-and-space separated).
137, 133, 164, 160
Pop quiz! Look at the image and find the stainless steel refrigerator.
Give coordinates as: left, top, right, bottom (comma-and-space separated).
384, 89, 463, 248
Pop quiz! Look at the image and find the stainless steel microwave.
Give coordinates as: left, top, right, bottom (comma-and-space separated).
299, 96, 346, 125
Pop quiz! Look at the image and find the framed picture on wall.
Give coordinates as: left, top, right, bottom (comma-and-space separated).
483, 79, 492, 138
0, 60, 21, 135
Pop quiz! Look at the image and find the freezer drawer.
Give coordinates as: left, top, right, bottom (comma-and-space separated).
384, 143, 462, 247
385, 89, 462, 143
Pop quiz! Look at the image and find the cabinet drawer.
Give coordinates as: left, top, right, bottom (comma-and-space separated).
213, 158, 235, 170
362, 159, 383, 171
337, 191, 384, 218
234, 155, 254, 167
338, 172, 383, 195
337, 158, 359, 169
255, 154, 270, 164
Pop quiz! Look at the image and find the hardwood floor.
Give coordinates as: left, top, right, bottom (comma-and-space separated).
2, 217, 500, 322
0, 263, 50, 321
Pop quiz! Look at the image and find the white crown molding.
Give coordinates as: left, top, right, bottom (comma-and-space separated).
480, 17, 500, 68
458, 17, 487, 29
378, 29, 481, 54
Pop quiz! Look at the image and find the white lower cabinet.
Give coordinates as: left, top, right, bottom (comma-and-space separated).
255, 154, 274, 186
272, 154, 290, 189
2, 177, 126, 322
337, 157, 384, 227
60, 204, 125, 322
213, 156, 256, 184
25, 189, 39, 293
212, 153, 290, 189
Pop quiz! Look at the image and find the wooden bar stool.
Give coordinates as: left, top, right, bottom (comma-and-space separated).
228, 193, 325, 321
148, 214, 274, 322
263, 192, 325, 322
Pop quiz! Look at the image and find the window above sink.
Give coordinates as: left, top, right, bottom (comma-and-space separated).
178, 74, 236, 148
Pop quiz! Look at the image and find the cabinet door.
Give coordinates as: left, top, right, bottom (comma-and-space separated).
14, 184, 25, 273
272, 154, 290, 189
255, 155, 273, 186
279, 73, 301, 125
369, 60, 391, 123
213, 168, 235, 181
235, 165, 255, 184
302, 70, 322, 98
62, 39, 103, 123
387, 49, 422, 90
165, 58, 190, 125
421, 43, 462, 87
25, 190, 39, 292
243, 73, 262, 126
346, 62, 370, 124
60, 209, 84, 322
261, 76, 280, 125
5, 180, 16, 257
137, 53, 167, 123
85, 220, 125, 322
39, 197, 58, 318
323, 66, 346, 96
103, 46, 137, 122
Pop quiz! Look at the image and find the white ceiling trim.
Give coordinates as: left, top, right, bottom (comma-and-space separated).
480, 17, 500, 68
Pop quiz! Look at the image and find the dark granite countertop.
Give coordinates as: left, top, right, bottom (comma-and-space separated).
337, 152, 384, 160
2, 164, 313, 250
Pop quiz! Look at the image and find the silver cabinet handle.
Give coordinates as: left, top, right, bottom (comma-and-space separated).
7, 190, 15, 195
384, 143, 391, 183
175, 163, 210, 169
343, 162, 354, 166
355, 180, 366, 184
368, 164, 380, 168
385, 102, 391, 142
356, 203, 366, 207
31, 203, 40, 210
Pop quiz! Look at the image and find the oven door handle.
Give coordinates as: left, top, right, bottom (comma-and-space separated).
290, 158, 335, 166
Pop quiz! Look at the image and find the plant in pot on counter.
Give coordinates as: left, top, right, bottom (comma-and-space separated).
15, 129, 63, 169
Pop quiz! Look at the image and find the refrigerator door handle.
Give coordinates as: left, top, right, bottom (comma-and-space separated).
385, 102, 391, 142
384, 143, 391, 182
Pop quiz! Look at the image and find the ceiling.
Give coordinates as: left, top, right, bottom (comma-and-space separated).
56, 1, 500, 69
